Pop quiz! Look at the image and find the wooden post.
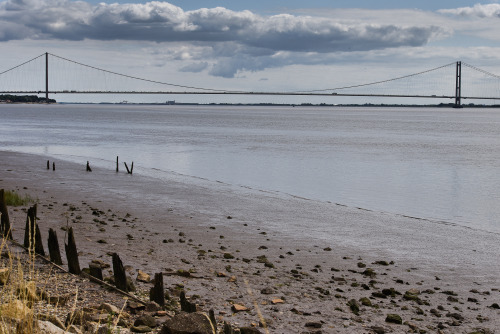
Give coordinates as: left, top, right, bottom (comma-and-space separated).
0, 189, 12, 239
48, 228, 63, 265
180, 291, 197, 313
149, 272, 165, 306
47, 160, 50, 170
116, 156, 119, 172
209, 309, 217, 330
24, 204, 37, 248
130, 162, 134, 175
65, 227, 81, 275
123, 162, 131, 174
86, 161, 92, 172
52, 162, 55, 171
112, 253, 128, 292
34, 224, 45, 256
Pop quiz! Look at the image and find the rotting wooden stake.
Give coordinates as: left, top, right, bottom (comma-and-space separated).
65, 227, 81, 275
149, 272, 165, 306
116, 156, 119, 172
0, 189, 12, 239
112, 253, 128, 292
48, 228, 63, 265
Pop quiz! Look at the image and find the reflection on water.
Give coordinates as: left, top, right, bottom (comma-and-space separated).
1, 104, 500, 232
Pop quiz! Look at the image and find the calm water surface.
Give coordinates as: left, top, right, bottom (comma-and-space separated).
1, 104, 500, 233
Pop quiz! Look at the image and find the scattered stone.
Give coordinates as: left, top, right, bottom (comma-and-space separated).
271, 298, 284, 304
98, 303, 120, 315
231, 304, 248, 313
131, 325, 153, 333
370, 326, 386, 334
347, 299, 360, 315
385, 314, 402, 324
305, 322, 322, 328
134, 314, 157, 328
489, 303, 500, 309
239, 328, 263, 334
323, 247, 332, 251
359, 297, 372, 307
260, 287, 274, 295
137, 270, 151, 283
160, 312, 215, 334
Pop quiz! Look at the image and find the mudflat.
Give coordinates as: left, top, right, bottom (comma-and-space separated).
1, 150, 499, 333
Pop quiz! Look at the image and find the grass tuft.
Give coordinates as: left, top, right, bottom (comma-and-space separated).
3, 191, 35, 207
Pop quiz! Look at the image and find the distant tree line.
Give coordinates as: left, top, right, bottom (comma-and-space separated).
0, 95, 56, 103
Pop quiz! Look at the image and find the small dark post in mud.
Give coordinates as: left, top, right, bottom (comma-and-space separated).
65, 227, 81, 275
48, 228, 63, 265
116, 156, 119, 172
52, 162, 55, 171
180, 291, 197, 313
123, 162, 134, 174
86, 161, 92, 172
149, 272, 165, 306
47, 160, 50, 170
112, 253, 128, 292
0, 189, 12, 239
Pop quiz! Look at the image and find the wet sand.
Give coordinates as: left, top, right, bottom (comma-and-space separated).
1, 150, 499, 333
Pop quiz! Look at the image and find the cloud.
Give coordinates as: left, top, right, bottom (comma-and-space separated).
438, 4, 500, 18
0, 0, 448, 77
179, 61, 208, 73
0, 0, 441, 48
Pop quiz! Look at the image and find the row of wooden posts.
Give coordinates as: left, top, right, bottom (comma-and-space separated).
46, 156, 134, 175
0, 192, 165, 307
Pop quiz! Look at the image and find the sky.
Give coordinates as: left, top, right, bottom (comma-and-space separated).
1, 0, 500, 104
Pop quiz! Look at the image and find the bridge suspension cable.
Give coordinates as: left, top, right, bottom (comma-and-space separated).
48, 53, 239, 93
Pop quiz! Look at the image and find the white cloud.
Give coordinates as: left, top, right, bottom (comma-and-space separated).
438, 4, 500, 18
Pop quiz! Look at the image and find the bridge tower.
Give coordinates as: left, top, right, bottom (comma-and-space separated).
454, 61, 462, 108
45, 52, 49, 102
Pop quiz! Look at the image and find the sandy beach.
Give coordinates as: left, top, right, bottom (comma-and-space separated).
1, 150, 499, 333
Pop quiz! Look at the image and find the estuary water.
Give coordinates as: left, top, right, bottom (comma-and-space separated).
1, 104, 500, 233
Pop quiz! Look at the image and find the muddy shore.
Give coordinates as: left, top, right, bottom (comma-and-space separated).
1, 150, 499, 333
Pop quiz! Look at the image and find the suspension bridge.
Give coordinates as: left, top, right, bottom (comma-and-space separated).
1, 52, 500, 107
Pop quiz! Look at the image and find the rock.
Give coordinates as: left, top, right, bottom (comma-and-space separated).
359, 297, 372, 307
489, 303, 500, 309
0, 267, 9, 285
98, 302, 120, 315
231, 304, 248, 312
446, 313, 464, 321
131, 325, 153, 333
305, 322, 322, 328
38, 320, 66, 334
137, 270, 151, 283
145, 301, 161, 312
38, 313, 65, 330
271, 298, 284, 304
370, 326, 386, 334
347, 299, 360, 315
134, 314, 157, 328
160, 312, 215, 334
406, 288, 420, 295
260, 287, 274, 295
385, 314, 402, 325
239, 328, 263, 334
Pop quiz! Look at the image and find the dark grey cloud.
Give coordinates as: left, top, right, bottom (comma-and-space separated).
0, 0, 444, 76
0, 0, 441, 48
